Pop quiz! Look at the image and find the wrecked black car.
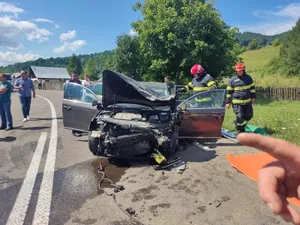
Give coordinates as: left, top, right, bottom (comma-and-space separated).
63, 70, 184, 160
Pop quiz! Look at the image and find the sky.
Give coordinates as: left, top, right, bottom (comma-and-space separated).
0, 0, 299, 66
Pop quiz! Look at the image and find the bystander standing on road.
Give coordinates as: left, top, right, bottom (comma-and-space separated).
11, 75, 16, 92
0, 73, 13, 130
42, 79, 46, 90
14, 70, 36, 122
38, 78, 42, 89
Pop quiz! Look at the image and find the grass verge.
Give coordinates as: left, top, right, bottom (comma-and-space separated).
223, 100, 300, 145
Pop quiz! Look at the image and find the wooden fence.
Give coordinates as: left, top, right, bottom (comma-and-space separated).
256, 87, 300, 100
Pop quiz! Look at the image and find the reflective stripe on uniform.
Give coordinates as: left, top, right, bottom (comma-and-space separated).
226, 94, 231, 98
226, 86, 234, 91
237, 120, 248, 126
232, 98, 251, 104
207, 81, 215, 87
233, 83, 255, 91
194, 86, 209, 92
195, 97, 212, 102
250, 89, 256, 93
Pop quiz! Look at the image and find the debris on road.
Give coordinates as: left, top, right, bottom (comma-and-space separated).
170, 159, 186, 174
154, 157, 182, 170
126, 207, 136, 216
215, 200, 222, 208
97, 160, 126, 196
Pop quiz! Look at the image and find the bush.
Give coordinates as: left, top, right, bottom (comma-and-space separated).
272, 38, 281, 47
247, 39, 259, 50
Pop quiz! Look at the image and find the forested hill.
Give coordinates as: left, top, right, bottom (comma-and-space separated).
236, 31, 291, 47
0, 50, 114, 75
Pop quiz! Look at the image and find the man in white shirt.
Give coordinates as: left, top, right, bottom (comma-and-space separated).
82, 75, 91, 87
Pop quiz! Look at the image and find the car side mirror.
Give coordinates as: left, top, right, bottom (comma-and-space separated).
92, 100, 98, 107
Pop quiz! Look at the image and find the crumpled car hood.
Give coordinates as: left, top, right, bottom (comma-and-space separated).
102, 70, 175, 108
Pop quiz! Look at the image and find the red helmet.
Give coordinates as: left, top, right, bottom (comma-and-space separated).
235, 62, 245, 71
191, 64, 204, 75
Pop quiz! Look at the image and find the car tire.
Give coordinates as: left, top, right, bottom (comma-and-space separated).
88, 132, 100, 156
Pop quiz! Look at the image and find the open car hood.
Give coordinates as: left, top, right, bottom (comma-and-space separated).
102, 70, 175, 109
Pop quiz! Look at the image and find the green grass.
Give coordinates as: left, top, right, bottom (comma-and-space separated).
237, 45, 300, 88
223, 100, 300, 145
241, 45, 280, 72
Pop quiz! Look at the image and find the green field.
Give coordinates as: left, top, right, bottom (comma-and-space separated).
239, 45, 300, 87
223, 99, 300, 145
221, 45, 300, 144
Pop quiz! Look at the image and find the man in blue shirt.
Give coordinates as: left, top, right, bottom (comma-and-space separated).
0, 73, 13, 130
15, 70, 36, 122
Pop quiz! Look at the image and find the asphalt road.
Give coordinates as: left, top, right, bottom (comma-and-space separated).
0, 90, 294, 225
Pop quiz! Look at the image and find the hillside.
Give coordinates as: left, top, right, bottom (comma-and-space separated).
240, 45, 300, 87
236, 31, 290, 47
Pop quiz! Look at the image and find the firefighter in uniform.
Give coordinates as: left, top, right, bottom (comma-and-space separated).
178, 64, 217, 107
226, 62, 256, 133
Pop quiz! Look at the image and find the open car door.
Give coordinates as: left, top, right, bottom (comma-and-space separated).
63, 82, 100, 132
177, 89, 226, 139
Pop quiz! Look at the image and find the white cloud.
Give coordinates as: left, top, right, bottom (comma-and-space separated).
238, 2, 300, 35
55, 24, 60, 29
59, 30, 76, 41
27, 28, 52, 42
53, 40, 86, 53
0, 17, 52, 48
7, 43, 23, 50
0, 51, 40, 65
33, 18, 53, 23
129, 28, 137, 37
0, 2, 24, 17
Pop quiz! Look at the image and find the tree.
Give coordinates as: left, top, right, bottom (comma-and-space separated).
114, 34, 144, 80
84, 58, 98, 80
247, 39, 259, 50
131, 0, 238, 84
103, 53, 116, 71
272, 38, 281, 47
279, 18, 300, 76
67, 54, 83, 75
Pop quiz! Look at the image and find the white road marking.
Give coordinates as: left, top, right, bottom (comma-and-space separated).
6, 132, 47, 225
32, 95, 58, 225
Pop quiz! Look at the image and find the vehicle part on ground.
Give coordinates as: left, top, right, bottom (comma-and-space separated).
154, 157, 182, 170
88, 70, 184, 160
170, 159, 186, 174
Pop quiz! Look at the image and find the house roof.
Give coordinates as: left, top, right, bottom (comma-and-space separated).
30, 66, 70, 79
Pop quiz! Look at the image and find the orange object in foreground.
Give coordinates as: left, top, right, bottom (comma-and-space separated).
226, 152, 300, 208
